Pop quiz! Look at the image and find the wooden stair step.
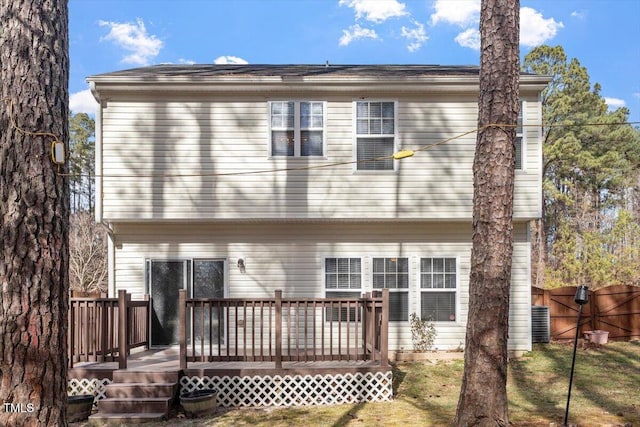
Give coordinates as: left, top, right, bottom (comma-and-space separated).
105, 382, 178, 398
112, 370, 180, 384
87, 412, 166, 424
97, 397, 172, 414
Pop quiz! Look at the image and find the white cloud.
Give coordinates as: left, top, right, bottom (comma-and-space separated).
520, 7, 564, 47
339, 24, 380, 46
178, 58, 196, 65
633, 92, 640, 100
430, 0, 480, 27
213, 56, 249, 65
70, 89, 98, 115
570, 10, 586, 20
455, 28, 480, 50
99, 18, 163, 66
430, 3, 562, 50
401, 21, 427, 52
339, 0, 408, 23
604, 97, 626, 110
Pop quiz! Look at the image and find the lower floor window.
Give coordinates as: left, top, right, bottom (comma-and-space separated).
420, 257, 457, 322
325, 258, 362, 321
321, 256, 458, 323
373, 257, 409, 321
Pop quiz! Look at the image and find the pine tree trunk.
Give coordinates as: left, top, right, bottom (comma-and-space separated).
454, 0, 519, 425
0, 1, 70, 426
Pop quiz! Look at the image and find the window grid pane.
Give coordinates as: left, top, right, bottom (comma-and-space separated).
356, 101, 395, 136
421, 258, 457, 289
325, 258, 362, 290
372, 257, 409, 289
271, 101, 323, 157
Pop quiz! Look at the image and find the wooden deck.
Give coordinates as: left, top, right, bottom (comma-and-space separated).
67, 290, 393, 410
69, 347, 389, 379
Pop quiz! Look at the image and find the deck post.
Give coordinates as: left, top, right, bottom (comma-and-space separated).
380, 289, 389, 367
275, 290, 282, 369
117, 290, 127, 369
100, 297, 108, 362
179, 289, 187, 370
68, 299, 75, 368
144, 294, 151, 350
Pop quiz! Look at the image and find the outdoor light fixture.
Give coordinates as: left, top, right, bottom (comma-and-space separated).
564, 285, 589, 427
237, 258, 246, 273
51, 141, 66, 165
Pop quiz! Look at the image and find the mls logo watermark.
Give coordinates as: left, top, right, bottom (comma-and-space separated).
3, 402, 36, 413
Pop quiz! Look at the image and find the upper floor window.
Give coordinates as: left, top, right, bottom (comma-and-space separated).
516, 101, 523, 169
270, 101, 324, 157
356, 101, 395, 171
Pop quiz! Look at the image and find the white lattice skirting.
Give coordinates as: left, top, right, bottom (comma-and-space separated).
67, 378, 112, 407
180, 372, 393, 407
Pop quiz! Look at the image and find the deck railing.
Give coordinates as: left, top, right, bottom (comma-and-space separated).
68, 290, 150, 369
178, 289, 389, 369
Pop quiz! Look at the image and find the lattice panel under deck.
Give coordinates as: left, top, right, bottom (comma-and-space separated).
67, 378, 112, 408
180, 372, 393, 407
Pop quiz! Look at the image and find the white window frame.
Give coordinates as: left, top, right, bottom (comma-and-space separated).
353, 100, 398, 172
372, 256, 410, 322
268, 100, 326, 158
419, 256, 458, 323
324, 257, 363, 294
516, 100, 526, 171
324, 257, 363, 322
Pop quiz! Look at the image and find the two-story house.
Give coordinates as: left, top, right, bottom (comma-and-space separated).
88, 64, 549, 352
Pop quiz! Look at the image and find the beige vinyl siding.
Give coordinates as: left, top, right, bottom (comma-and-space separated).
112, 221, 531, 351
99, 93, 542, 222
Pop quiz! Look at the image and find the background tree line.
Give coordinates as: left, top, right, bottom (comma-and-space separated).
68, 111, 107, 294
524, 45, 640, 290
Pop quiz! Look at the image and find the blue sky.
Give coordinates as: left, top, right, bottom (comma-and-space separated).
69, 0, 640, 123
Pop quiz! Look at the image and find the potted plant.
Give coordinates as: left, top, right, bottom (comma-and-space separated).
67, 394, 94, 422
180, 389, 217, 418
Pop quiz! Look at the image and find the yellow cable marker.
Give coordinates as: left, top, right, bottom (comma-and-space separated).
392, 149, 414, 160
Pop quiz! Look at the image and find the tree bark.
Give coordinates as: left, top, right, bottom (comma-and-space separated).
0, 1, 70, 426
454, 0, 519, 425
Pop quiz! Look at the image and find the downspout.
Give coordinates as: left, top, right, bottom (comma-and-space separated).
101, 221, 116, 298
91, 82, 116, 297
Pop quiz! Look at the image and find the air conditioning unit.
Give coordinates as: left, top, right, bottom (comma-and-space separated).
531, 305, 550, 343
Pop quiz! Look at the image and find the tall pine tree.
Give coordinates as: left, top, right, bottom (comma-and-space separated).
455, 0, 519, 425
0, 1, 70, 425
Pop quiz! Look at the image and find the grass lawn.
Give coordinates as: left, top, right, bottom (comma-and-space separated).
79, 341, 640, 426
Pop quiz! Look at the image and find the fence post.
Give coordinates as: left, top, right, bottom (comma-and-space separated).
590, 289, 597, 331
118, 290, 128, 369
379, 289, 389, 367
275, 290, 282, 369
179, 289, 187, 370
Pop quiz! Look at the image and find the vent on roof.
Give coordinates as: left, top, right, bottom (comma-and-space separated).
531, 305, 550, 343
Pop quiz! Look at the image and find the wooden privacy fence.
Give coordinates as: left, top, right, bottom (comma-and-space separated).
179, 289, 389, 369
532, 285, 640, 341
68, 290, 150, 368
